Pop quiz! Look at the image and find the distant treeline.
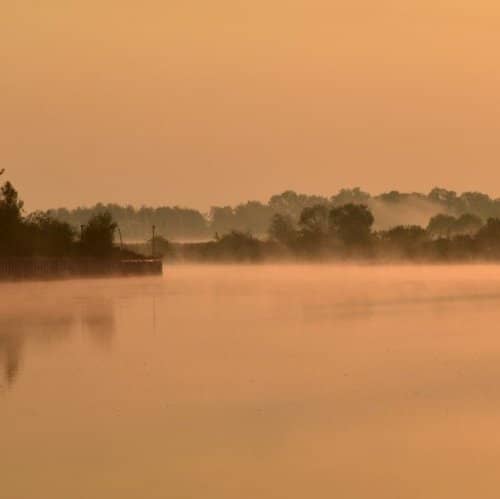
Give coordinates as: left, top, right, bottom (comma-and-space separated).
49, 188, 500, 241
4, 173, 500, 263
131, 202, 500, 263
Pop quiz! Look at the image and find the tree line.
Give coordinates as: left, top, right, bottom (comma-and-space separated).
145, 203, 500, 262
264, 204, 500, 261
4, 172, 500, 262
0, 178, 129, 259
49, 187, 500, 241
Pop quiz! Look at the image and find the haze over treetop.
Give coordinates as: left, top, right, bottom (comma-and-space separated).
50, 188, 500, 241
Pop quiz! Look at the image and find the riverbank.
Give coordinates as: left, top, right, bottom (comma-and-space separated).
127, 237, 500, 264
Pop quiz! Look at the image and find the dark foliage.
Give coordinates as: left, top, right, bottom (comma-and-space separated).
476, 218, 500, 258
47, 186, 500, 241
268, 213, 297, 246
80, 212, 118, 257
0, 181, 25, 255
329, 203, 374, 247
25, 212, 75, 257
379, 225, 427, 259
181, 231, 265, 262
50, 203, 209, 241
427, 213, 483, 238
0, 178, 134, 260
4, 173, 500, 263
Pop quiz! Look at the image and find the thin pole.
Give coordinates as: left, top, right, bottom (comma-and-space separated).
117, 227, 123, 251
152, 225, 156, 258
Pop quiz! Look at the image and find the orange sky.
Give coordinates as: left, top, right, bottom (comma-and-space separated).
2, 1, 500, 210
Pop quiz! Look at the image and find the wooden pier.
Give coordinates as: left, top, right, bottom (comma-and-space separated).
0, 258, 163, 281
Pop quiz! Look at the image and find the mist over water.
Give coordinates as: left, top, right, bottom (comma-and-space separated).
2, 265, 500, 498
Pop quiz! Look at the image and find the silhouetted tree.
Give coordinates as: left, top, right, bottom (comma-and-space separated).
454, 213, 483, 235
381, 225, 427, 258
428, 187, 458, 206
80, 212, 117, 257
269, 190, 328, 220
476, 218, 500, 257
294, 204, 330, 253
299, 205, 329, 235
268, 213, 296, 246
0, 182, 23, 221
0, 181, 24, 256
329, 204, 374, 246
209, 206, 235, 235
211, 231, 262, 261
446, 235, 477, 260
232, 201, 274, 235
427, 213, 483, 239
427, 214, 456, 238
459, 192, 493, 218
331, 187, 370, 206
50, 203, 209, 241
376, 190, 405, 204
26, 212, 75, 257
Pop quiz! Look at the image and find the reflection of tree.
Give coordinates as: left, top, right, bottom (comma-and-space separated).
0, 300, 116, 387
82, 301, 115, 349
0, 333, 23, 385
0, 311, 75, 386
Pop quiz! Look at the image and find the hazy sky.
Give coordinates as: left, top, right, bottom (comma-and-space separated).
2, 1, 500, 211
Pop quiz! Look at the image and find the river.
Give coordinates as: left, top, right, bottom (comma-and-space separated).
2, 264, 500, 498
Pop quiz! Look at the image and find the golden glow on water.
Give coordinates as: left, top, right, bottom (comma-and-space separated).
2, 265, 500, 498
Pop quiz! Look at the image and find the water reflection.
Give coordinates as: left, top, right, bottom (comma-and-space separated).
82, 301, 116, 349
0, 300, 115, 387
4, 268, 500, 499
0, 332, 22, 385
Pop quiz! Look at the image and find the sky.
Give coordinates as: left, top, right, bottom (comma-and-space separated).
2, 1, 500, 211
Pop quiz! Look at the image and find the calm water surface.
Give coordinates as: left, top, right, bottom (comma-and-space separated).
2, 265, 500, 498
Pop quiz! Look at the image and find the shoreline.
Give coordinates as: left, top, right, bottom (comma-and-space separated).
0, 257, 163, 281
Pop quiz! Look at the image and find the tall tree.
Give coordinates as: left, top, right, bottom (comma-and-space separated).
80, 212, 117, 257
329, 204, 374, 246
